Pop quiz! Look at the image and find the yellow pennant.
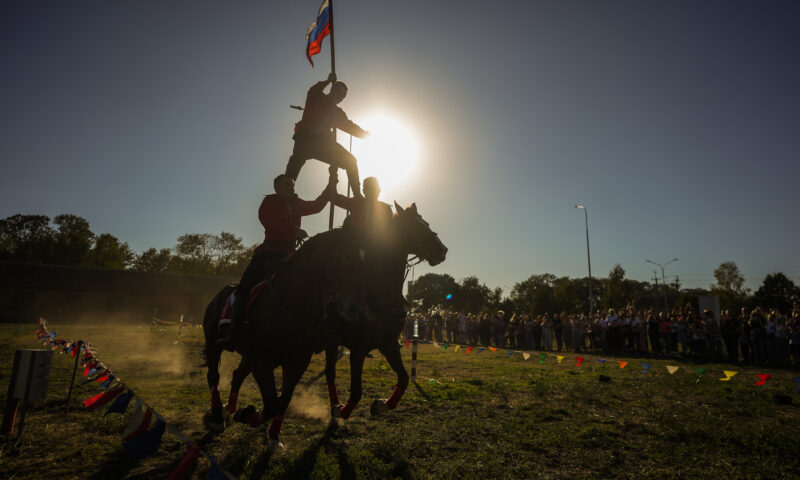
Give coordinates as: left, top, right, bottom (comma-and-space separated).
432, 341, 439, 349
454, 345, 460, 352
557, 355, 565, 363
522, 353, 530, 360
719, 370, 738, 381
666, 365, 679, 374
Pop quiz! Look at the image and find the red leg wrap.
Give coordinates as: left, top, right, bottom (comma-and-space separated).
385, 385, 406, 410
327, 383, 340, 408
339, 400, 357, 419
268, 413, 285, 439
210, 386, 222, 409
225, 390, 239, 414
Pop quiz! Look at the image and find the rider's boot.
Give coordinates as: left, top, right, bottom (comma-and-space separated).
217, 295, 245, 352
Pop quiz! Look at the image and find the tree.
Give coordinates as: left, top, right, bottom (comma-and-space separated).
452, 276, 491, 313
133, 248, 173, 273
752, 273, 800, 313
600, 264, 647, 310
510, 273, 557, 315
711, 261, 749, 310
411, 273, 459, 311
90, 233, 134, 269
52, 214, 94, 266
0, 214, 55, 262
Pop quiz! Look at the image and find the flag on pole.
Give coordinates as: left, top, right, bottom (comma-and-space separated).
305, 0, 331, 66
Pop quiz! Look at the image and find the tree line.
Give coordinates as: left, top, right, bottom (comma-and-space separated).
0, 214, 253, 277
411, 262, 800, 315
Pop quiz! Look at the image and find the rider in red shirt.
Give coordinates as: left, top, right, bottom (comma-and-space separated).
217, 173, 334, 351
285, 73, 369, 197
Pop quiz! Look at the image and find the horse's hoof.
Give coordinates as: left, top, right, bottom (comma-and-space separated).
223, 409, 233, 427
234, 405, 257, 424
331, 404, 344, 419
203, 411, 225, 433
267, 438, 285, 454
370, 399, 389, 416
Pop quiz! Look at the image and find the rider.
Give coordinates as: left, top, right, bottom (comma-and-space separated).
217, 173, 335, 351
285, 73, 370, 197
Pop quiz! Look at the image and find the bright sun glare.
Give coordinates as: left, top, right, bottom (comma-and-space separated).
342, 113, 421, 195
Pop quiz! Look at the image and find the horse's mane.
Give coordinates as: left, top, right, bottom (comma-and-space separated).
279, 228, 343, 272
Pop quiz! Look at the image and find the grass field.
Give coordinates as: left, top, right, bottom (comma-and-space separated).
1, 322, 799, 479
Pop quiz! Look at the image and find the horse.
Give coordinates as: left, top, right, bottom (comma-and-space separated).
214, 202, 447, 446
201, 228, 363, 442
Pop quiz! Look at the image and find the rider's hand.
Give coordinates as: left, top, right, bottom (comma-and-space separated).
327, 72, 337, 83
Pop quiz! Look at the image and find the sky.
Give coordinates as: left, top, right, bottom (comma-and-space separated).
2, 1, 799, 294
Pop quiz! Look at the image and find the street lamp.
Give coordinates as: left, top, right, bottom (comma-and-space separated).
574, 205, 593, 314
646, 258, 678, 313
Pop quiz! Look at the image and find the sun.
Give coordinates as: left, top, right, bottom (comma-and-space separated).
340, 113, 421, 196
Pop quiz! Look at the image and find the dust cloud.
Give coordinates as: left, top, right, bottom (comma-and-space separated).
286, 384, 329, 422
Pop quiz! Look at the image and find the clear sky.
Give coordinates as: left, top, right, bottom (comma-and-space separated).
2, 1, 799, 293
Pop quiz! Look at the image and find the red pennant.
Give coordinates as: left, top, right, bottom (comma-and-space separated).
405, 340, 409, 350
618, 361, 628, 369
575, 357, 584, 367
466, 346, 473, 354
70, 345, 78, 358
754, 373, 772, 386
123, 408, 153, 442
83, 386, 125, 411
165, 442, 200, 480
95, 372, 110, 384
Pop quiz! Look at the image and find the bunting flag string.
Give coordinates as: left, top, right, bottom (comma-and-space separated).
556, 355, 565, 364
33, 322, 236, 479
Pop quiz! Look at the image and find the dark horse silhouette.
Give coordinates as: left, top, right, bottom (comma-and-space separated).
207, 202, 447, 447
201, 228, 362, 442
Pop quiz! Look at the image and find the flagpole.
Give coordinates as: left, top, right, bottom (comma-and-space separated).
327, 0, 337, 230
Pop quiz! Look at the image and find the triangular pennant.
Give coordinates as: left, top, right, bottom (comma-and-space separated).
476, 347, 486, 354
466, 346, 473, 354
106, 389, 135, 416
640, 363, 651, 374
793, 377, 800, 393
121, 399, 151, 441
539, 353, 546, 364
695, 368, 705, 384
666, 365, 679, 374
123, 418, 165, 459
575, 357, 584, 367
165, 442, 200, 480
95, 372, 111, 384
488, 346, 498, 352
557, 355, 565, 363
100, 374, 116, 389
433, 341, 439, 349
597, 358, 606, 364
719, 370, 738, 381
507, 350, 514, 358
82, 386, 125, 412
454, 345, 460, 352
522, 352, 530, 360
442, 343, 449, 350
753, 373, 772, 386
618, 361, 628, 369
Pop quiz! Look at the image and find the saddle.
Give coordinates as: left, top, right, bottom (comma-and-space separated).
217, 281, 270, 331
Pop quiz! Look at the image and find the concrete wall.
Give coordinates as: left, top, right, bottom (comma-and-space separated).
0, 261, 236, 324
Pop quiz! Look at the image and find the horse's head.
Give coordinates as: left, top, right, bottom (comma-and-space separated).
392, 202, 448, 266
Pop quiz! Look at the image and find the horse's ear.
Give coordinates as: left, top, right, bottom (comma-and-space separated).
394, 201, 404, 214
410, 203, 418, 213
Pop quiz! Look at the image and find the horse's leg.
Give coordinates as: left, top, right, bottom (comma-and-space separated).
226, 356, 251, 415
203, 342, 226, 432
266, 354, 312, 450
372, 338, 408, 415
236, 361, 279, 428
338, 347, 366, 419
324, 344, 342, 417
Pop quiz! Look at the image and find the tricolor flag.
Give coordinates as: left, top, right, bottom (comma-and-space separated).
305, 0, 331, 66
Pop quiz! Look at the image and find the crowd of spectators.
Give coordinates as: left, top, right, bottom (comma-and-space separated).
404, 303, 800, 368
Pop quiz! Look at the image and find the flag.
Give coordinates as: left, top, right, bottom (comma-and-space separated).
539, 353, 546, 364
466, 346, 473, 354
618, 361, 628, 369
122, 400, 152, 441
695, 368, 705, 383
166, 442, 200, 480
106, 389, 135, 416
454, 345, 460, 352
640, 363, 651, 374
575, 357, 584, 367
753, 373, 771, 386
556, 355, 564, 363
443, 343, 449, 350
100, 374, 116, 389
83, 386, 125, 412
522, 352, 530, 360
305, 0, 331, 66
793, 377, 800, 393
719, 370, 738, 381
488, 346, 497, 352
476, 347, 486, 354
507, 350, 514, 358
597, 358, 606, 364
666, 365, 679, 374
433, 341, 439, 349
123, 418, 166, 459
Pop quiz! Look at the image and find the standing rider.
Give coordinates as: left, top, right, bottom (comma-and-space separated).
217, 173, 335, 351
285, 73, 370, 197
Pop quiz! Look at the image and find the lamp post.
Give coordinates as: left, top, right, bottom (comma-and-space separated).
646, 258, 678, 313
574, 205, 593, 314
